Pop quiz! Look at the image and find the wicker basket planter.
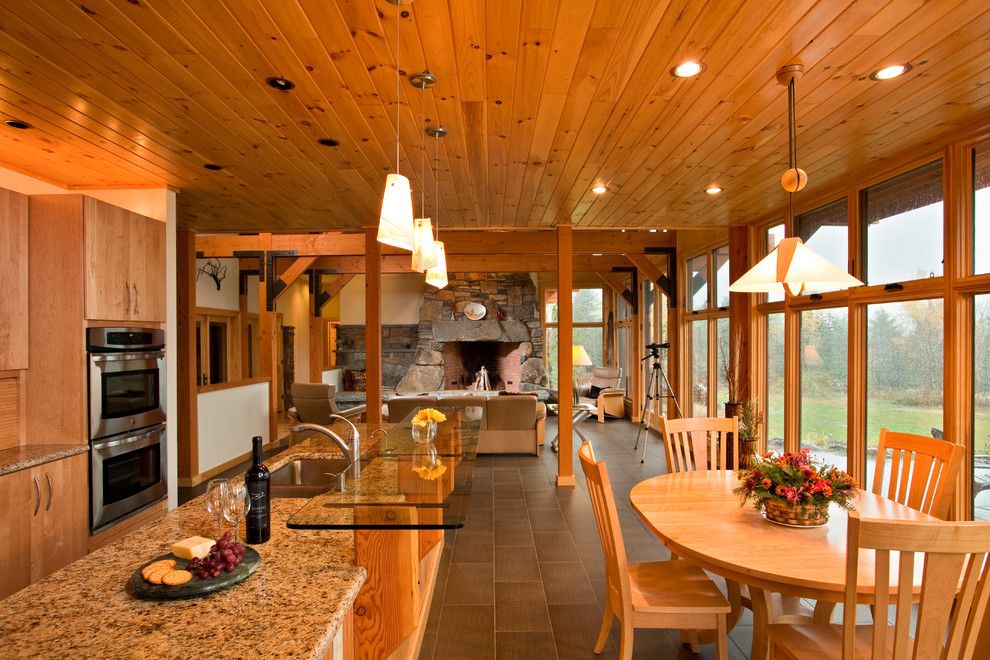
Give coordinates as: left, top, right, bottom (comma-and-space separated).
762, 499, 829, 527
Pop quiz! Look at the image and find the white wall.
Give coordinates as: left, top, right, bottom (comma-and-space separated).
322, 367, 345, 392
339, 273, 425, 325
276, 278, 310, 384
197, 382, 270, 473
195, 258, 240, 311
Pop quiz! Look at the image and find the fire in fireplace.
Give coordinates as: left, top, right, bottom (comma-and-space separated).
442, 341, 522, 391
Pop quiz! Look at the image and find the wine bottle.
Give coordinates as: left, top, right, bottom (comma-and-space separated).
245, 436, 271, 544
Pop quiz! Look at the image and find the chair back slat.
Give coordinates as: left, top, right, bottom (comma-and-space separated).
871, 428, 964, 519
843, 512, 990, 660
578, 441, 631, 616
659, 417, 739, 472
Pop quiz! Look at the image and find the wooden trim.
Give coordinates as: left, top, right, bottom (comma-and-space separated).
556, 225, 574, 487
194, 306, 239, 318
257, 233, 279, 442
176, 228, 198, 478
364, 229, 382, 426
197, 376, 269, 394
783, 305, 800, 453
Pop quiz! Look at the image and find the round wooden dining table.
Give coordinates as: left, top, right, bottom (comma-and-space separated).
629, 470, 937, 659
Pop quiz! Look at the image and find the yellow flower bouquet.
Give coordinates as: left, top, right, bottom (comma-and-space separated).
411, 408, 446, 427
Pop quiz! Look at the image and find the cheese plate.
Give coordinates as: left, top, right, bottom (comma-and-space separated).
130, 547, 261, 599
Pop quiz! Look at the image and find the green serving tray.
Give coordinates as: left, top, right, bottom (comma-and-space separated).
130, 547, 261, 599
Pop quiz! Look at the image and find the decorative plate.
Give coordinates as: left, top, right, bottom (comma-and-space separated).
130, 547, 261, 599
463, 302, 486, 320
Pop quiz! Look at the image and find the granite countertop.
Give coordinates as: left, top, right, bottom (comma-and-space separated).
0, 433, 369, 659
0, 444, 90, 477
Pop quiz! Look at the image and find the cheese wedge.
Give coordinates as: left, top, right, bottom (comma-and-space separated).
171, 536, 215, 560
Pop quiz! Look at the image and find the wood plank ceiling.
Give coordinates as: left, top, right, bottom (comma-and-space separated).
0, 0, 988, 232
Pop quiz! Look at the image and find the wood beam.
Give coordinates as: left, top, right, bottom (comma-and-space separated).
196, 230, 674, 257
596, 271, 634, 306
311, 254, 632, 274
557, 225, 575, 487
272, 256, 316, 303
728, 226, 752, 404
365, 229, 382, 425
176, 229, 198, 479
315, 274, 355, 315
257, 233, 279, 442
625, 252, 665, 284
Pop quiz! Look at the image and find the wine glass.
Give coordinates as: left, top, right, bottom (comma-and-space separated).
223, 482, 251, 543
204, 478, 229, 537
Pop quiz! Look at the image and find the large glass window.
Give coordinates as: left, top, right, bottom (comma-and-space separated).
974, 295, 990, 520
798, 199, 848, 276
714, 245, 730, 308
862, 161, 944, 285
766, 224, 786, 303
688, 254, 709, 312
716, 317, 730, 416
800, 308, 849, 470
544, 288, 607, 389
975, 139, 990, 275
766, 313, 785, 452
691, 320, 708, 417
866, 300, 944, 487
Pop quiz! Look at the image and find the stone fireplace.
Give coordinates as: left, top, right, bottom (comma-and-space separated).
396, 273, 547, 394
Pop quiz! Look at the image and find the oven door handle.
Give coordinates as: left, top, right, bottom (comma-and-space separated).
92, 426, 164, 457
89, 351, 165, 364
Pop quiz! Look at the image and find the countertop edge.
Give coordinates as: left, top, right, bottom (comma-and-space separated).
0, 444, 89, 477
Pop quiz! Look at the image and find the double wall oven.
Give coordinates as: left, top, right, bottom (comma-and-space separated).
87, 327, 167, 531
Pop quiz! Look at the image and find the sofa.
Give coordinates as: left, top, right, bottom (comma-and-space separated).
385, 393, 546, 455
576, 367, 626, 423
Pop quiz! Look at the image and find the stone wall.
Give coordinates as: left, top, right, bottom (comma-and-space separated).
396, 273, 547, 393
335, 324, 418, 389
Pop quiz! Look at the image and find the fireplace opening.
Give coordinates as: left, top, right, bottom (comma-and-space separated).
442, 341, 522, 391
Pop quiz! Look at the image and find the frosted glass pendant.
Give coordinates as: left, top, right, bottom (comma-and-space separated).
425, 241, 448, 289
411, 218, 438, 272
377, 173, 415, 251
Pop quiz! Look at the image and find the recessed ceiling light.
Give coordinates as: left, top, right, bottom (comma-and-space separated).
317, 138, 340, 147
592, 184, 608, 194
265, 76, 296, 91
203, 163, 224, 171
705, 185, 723, 195
670, 61, 705, 78
649, 229, 657, 233
869, 64, 911, 81
662, 229, 668, 233
593, 252, 603, 256
4, 119, 30, 130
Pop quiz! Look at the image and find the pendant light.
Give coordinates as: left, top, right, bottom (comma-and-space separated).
425, 125, 448, 289
730, 64, 863, 297
409, 71, 438, 273
377, 0, 415, 251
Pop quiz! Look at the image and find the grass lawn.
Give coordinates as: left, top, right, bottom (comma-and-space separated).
766, 397, 990, 455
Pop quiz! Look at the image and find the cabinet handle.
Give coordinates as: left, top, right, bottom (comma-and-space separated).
133, 283, 139, 315
32, 476, 40, 517
45, 472, 53, 512
125, 280, 131, 312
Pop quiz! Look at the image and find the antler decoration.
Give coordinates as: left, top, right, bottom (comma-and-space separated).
196, 258, 227, 291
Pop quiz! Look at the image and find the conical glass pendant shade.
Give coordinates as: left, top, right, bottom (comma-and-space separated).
377, 173, 415, 251
729, 237, 863, 296
425, 240, 448, 289
411, 218, 438, 272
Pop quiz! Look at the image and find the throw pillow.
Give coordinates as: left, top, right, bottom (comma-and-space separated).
588, 385, 603, 399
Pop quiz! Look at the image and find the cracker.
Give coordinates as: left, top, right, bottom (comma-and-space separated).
145, 566, 172, 585
162, 569, 193, 586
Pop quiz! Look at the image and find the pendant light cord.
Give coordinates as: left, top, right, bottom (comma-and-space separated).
421, 82, 426, 216
395, 8, 401, 175
434, 131, 440, 239
787, 75, 797, 224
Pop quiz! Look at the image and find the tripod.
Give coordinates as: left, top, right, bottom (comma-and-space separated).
633, 343, 682, 464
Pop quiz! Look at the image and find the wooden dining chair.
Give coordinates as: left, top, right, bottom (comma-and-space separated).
658, 416, 739, 472
767, 511, 990, 659
578, 441, 730, 660
871, 428, 964, 520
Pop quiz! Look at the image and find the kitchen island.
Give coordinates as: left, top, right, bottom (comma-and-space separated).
0, 408, 480, 659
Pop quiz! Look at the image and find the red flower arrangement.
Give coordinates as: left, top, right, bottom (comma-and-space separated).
734, 449, 856, 523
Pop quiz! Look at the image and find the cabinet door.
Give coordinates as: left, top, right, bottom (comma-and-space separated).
0, 469, 34, 599
0, 188, 29, 370
30, 454, 88, 582
84, 198, 131, 321
129, 214, 166, 322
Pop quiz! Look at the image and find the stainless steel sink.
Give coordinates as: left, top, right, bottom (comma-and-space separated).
270, 457, 352, 498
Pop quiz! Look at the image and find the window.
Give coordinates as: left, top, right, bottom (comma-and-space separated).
688, 254, 709, 312
862, 160, 944, 285
866, 300, 944, 487
766, 224, 786, 303
766, 313, 785, 452
798, 199, 848, 277
974, 295, 990, 520
800, 308, 848, 470
543, 288, 607, 389
714, 245, 730, 308
691, 320, 708, 416
975, 139, 990, 274
716, 317, 730, 416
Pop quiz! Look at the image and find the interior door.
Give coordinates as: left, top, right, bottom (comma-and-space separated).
84, 198, 131, 321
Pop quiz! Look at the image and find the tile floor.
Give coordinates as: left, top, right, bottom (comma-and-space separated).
420, 416, 755, 659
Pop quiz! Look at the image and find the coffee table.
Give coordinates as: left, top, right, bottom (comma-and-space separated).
547, 403, 598, 452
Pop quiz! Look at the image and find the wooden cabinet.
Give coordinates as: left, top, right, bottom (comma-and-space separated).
0, 455, 88, 599
83, 197, 166, 323
0, 188, 29, 370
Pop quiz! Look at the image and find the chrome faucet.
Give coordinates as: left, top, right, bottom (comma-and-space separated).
289, 418, 361, 470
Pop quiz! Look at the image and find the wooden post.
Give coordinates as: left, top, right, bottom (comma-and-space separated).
365, 229, 383, 425
258, 233, 279, 443
239, 282, 249, 378
728, 226, 752, 403
557, 225, 575, 487
176, 229, 198, 479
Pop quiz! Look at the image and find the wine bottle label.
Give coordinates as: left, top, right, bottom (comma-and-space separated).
246, 480, 270, 543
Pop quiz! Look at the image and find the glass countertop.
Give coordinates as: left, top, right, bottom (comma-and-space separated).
286, 404, 482, 530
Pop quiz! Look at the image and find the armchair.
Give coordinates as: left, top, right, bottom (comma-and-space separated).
288, 382, 366, 443
576, 367, 625, 423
